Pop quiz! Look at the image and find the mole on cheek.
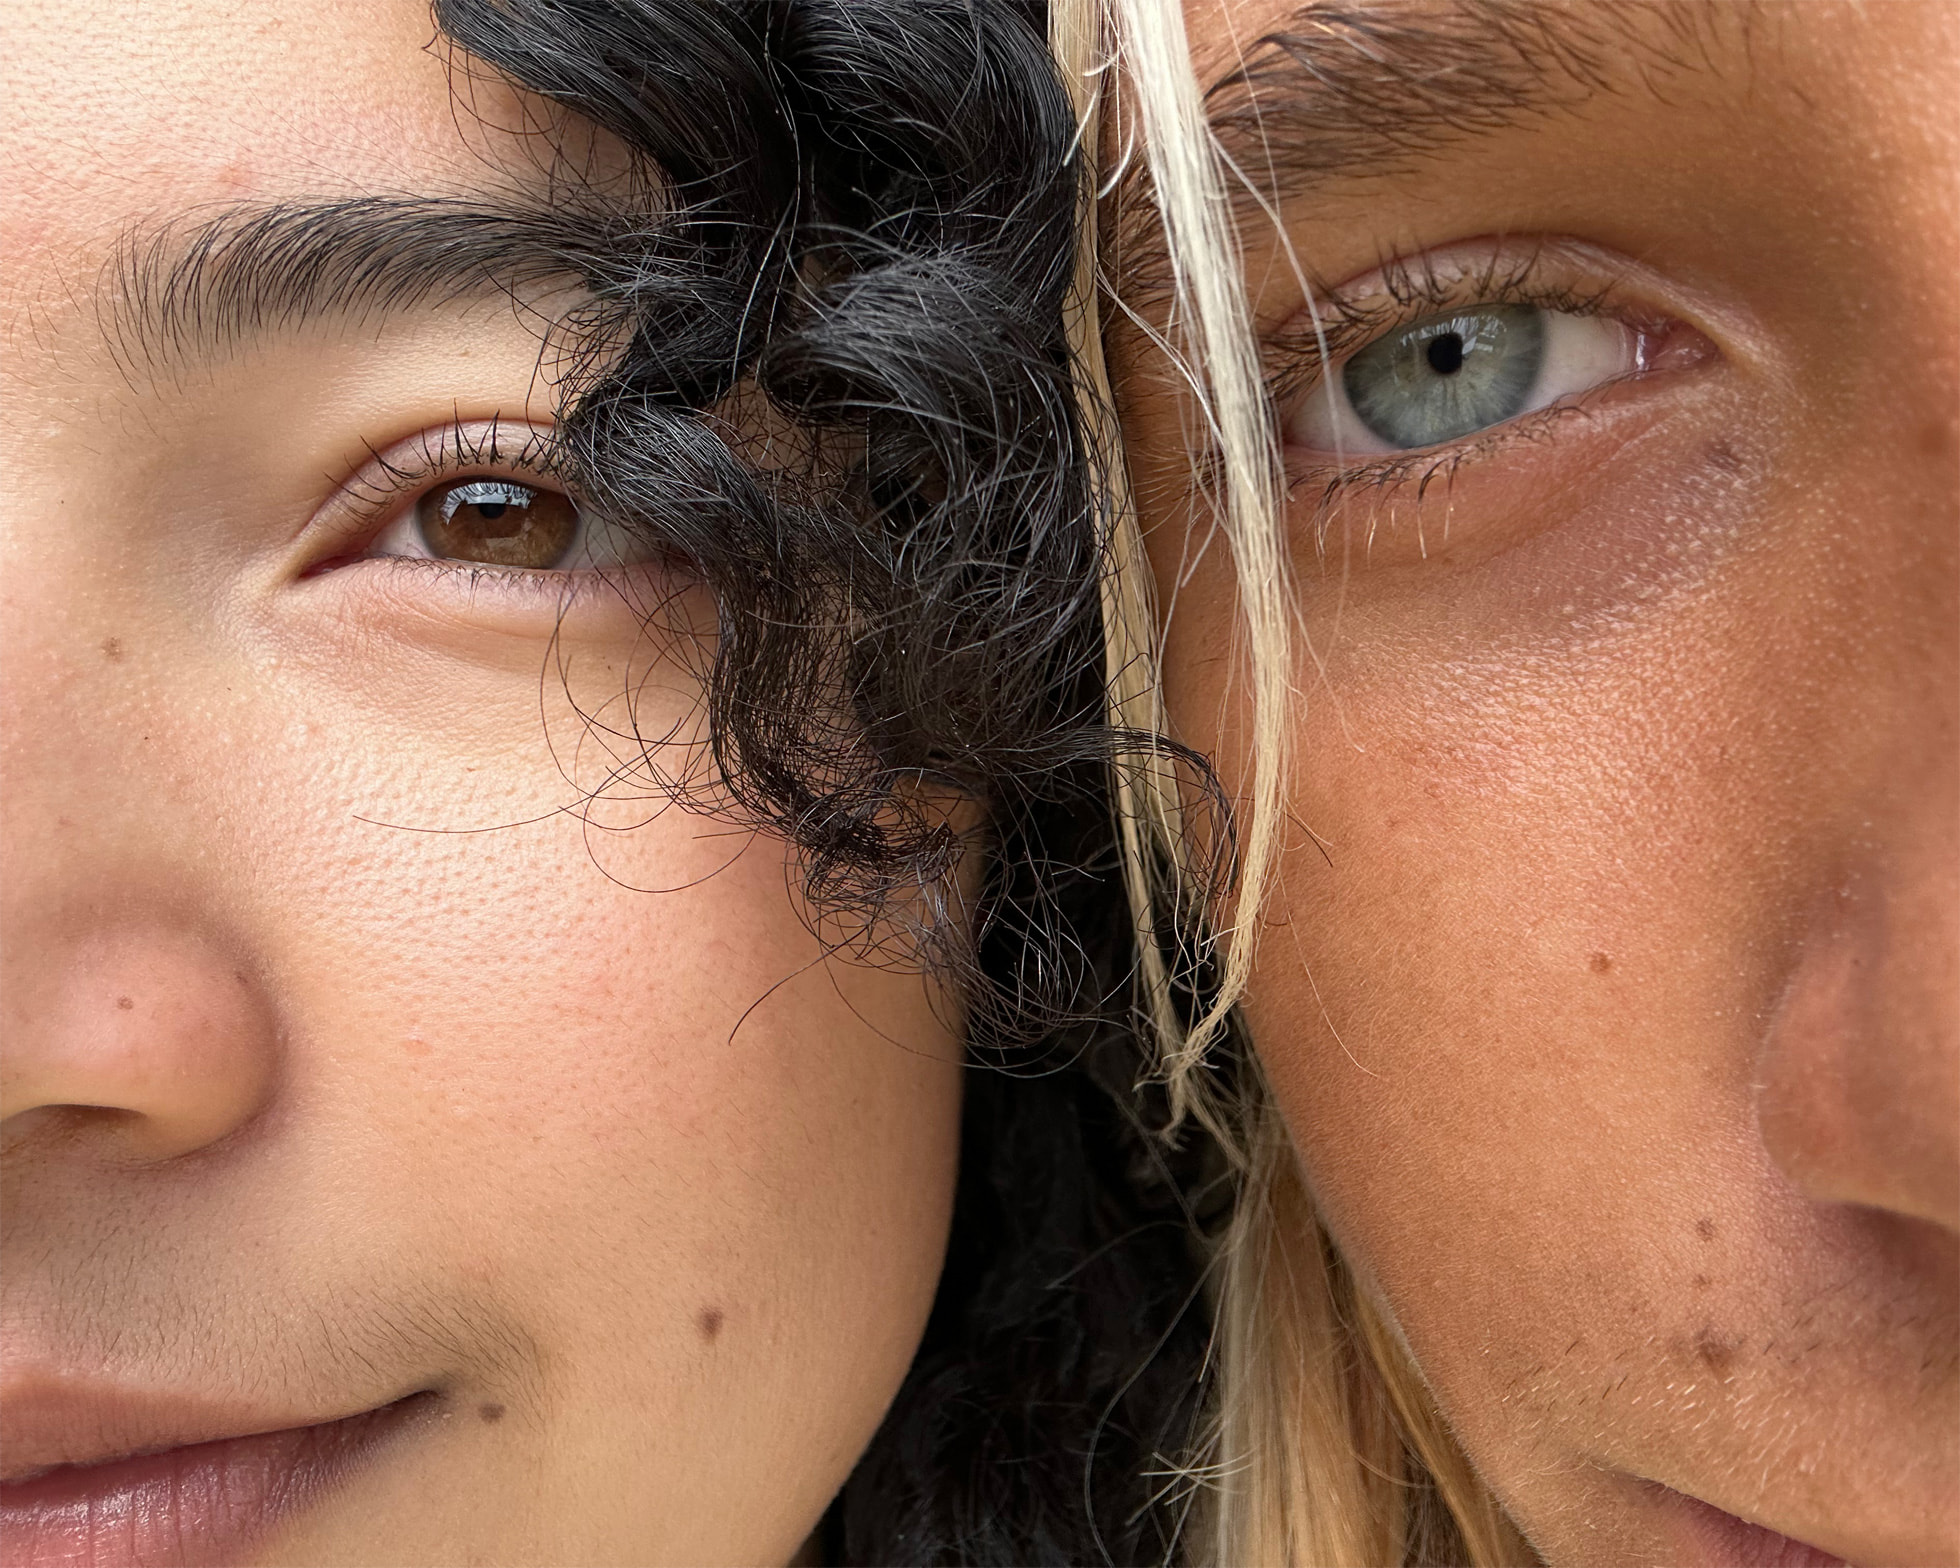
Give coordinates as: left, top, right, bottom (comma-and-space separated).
1693, 1326, 1738, 1377
1588, 952, 1613, 974
697, 1307, 724, 1343
477, 1402, 505, 1424
1696, 1217, 1717, 1242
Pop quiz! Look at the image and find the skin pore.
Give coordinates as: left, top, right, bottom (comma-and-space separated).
1114, 2, 1958, 1564
0, 2, 962, 1564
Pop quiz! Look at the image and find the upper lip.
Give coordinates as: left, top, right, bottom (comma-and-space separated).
0, 1372, 381, 1482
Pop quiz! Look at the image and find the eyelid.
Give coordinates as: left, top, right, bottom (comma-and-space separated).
299, 417, 578, 574
1266, 239, 1661, 402
1267, 239, 1710, 473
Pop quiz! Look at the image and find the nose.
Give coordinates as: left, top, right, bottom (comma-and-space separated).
1, 921, 278, 1160
1756, 844, 1960, 1234
0, 504, 279, 1165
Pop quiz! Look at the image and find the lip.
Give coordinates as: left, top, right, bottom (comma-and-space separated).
1654, 1484, 1850, 1568
0, 1382, 430, 1568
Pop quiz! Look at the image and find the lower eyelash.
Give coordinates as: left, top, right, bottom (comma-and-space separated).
365, 553, 634, 609
1289, 399, 1595, 557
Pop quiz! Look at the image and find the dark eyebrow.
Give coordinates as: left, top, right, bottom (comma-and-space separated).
102, 194, 634, 374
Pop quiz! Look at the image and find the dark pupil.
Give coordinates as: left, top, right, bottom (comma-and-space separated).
1425, 332, 1466, 376
474, 500, 510, 523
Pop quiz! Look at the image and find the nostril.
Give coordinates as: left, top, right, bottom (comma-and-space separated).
0, 1103, 142, 1158
1, 923, 279, 1163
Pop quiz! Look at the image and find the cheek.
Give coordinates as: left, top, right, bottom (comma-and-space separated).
196, 665, 963, 1553
279, 795, 965, 1325
1161, 388, 1941, 1498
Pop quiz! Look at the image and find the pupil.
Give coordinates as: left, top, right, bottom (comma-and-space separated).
1425, 332, 1465, 376
474, 501, 510, 521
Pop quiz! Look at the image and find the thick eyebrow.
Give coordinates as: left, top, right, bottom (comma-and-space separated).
1204, 0, 1703, 185
101, 194, 631, 374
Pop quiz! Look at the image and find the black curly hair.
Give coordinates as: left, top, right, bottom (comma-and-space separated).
420, 2, 1231, 1560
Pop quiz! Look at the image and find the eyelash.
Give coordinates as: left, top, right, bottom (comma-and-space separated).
339, 415, 572, 536
1264, 246, 1648, 503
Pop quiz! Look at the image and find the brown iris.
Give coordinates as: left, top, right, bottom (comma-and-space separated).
416, 478, 581, 568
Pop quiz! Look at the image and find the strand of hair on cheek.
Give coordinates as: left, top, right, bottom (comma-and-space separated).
1097, 0, 1296, 1106
1047, 0, 1202, 1135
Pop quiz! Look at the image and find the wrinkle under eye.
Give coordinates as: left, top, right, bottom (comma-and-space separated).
417, 479, 580, 568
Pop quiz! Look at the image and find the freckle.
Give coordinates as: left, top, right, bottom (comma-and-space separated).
697, 1307, 724, 1342
476, 1402, 505, 1424
1588, 952, 1612, 974
116, 996, 133, 1011
101, 637, 123, 661
1693, 1274, 1711, 1290
1696, 1217, 1716, 1241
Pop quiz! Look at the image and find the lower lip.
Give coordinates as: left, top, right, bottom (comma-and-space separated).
0, 1396, 427, 1568
1667, 1490, 1848, 1568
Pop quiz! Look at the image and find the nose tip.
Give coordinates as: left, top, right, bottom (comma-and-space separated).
1, 925, 277, 1161
1756, 871, 1959, 1235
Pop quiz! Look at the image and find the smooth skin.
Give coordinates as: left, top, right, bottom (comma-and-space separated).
0, 2, 961, 1563
1117, 3, 1958, 1563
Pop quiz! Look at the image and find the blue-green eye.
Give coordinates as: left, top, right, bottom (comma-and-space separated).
1290, 303, 1640, 455
1344, 306, 1544, 448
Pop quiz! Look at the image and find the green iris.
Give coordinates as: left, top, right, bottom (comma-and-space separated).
1342, 305, 1547, 449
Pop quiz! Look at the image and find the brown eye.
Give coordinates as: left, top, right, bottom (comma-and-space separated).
416, 478, 581, 568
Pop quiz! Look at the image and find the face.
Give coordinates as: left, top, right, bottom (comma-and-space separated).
0, 3, 962, 1565
1117, 2, 1959, 1563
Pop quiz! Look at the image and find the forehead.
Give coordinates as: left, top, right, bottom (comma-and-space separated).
0, 0, 527, 339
